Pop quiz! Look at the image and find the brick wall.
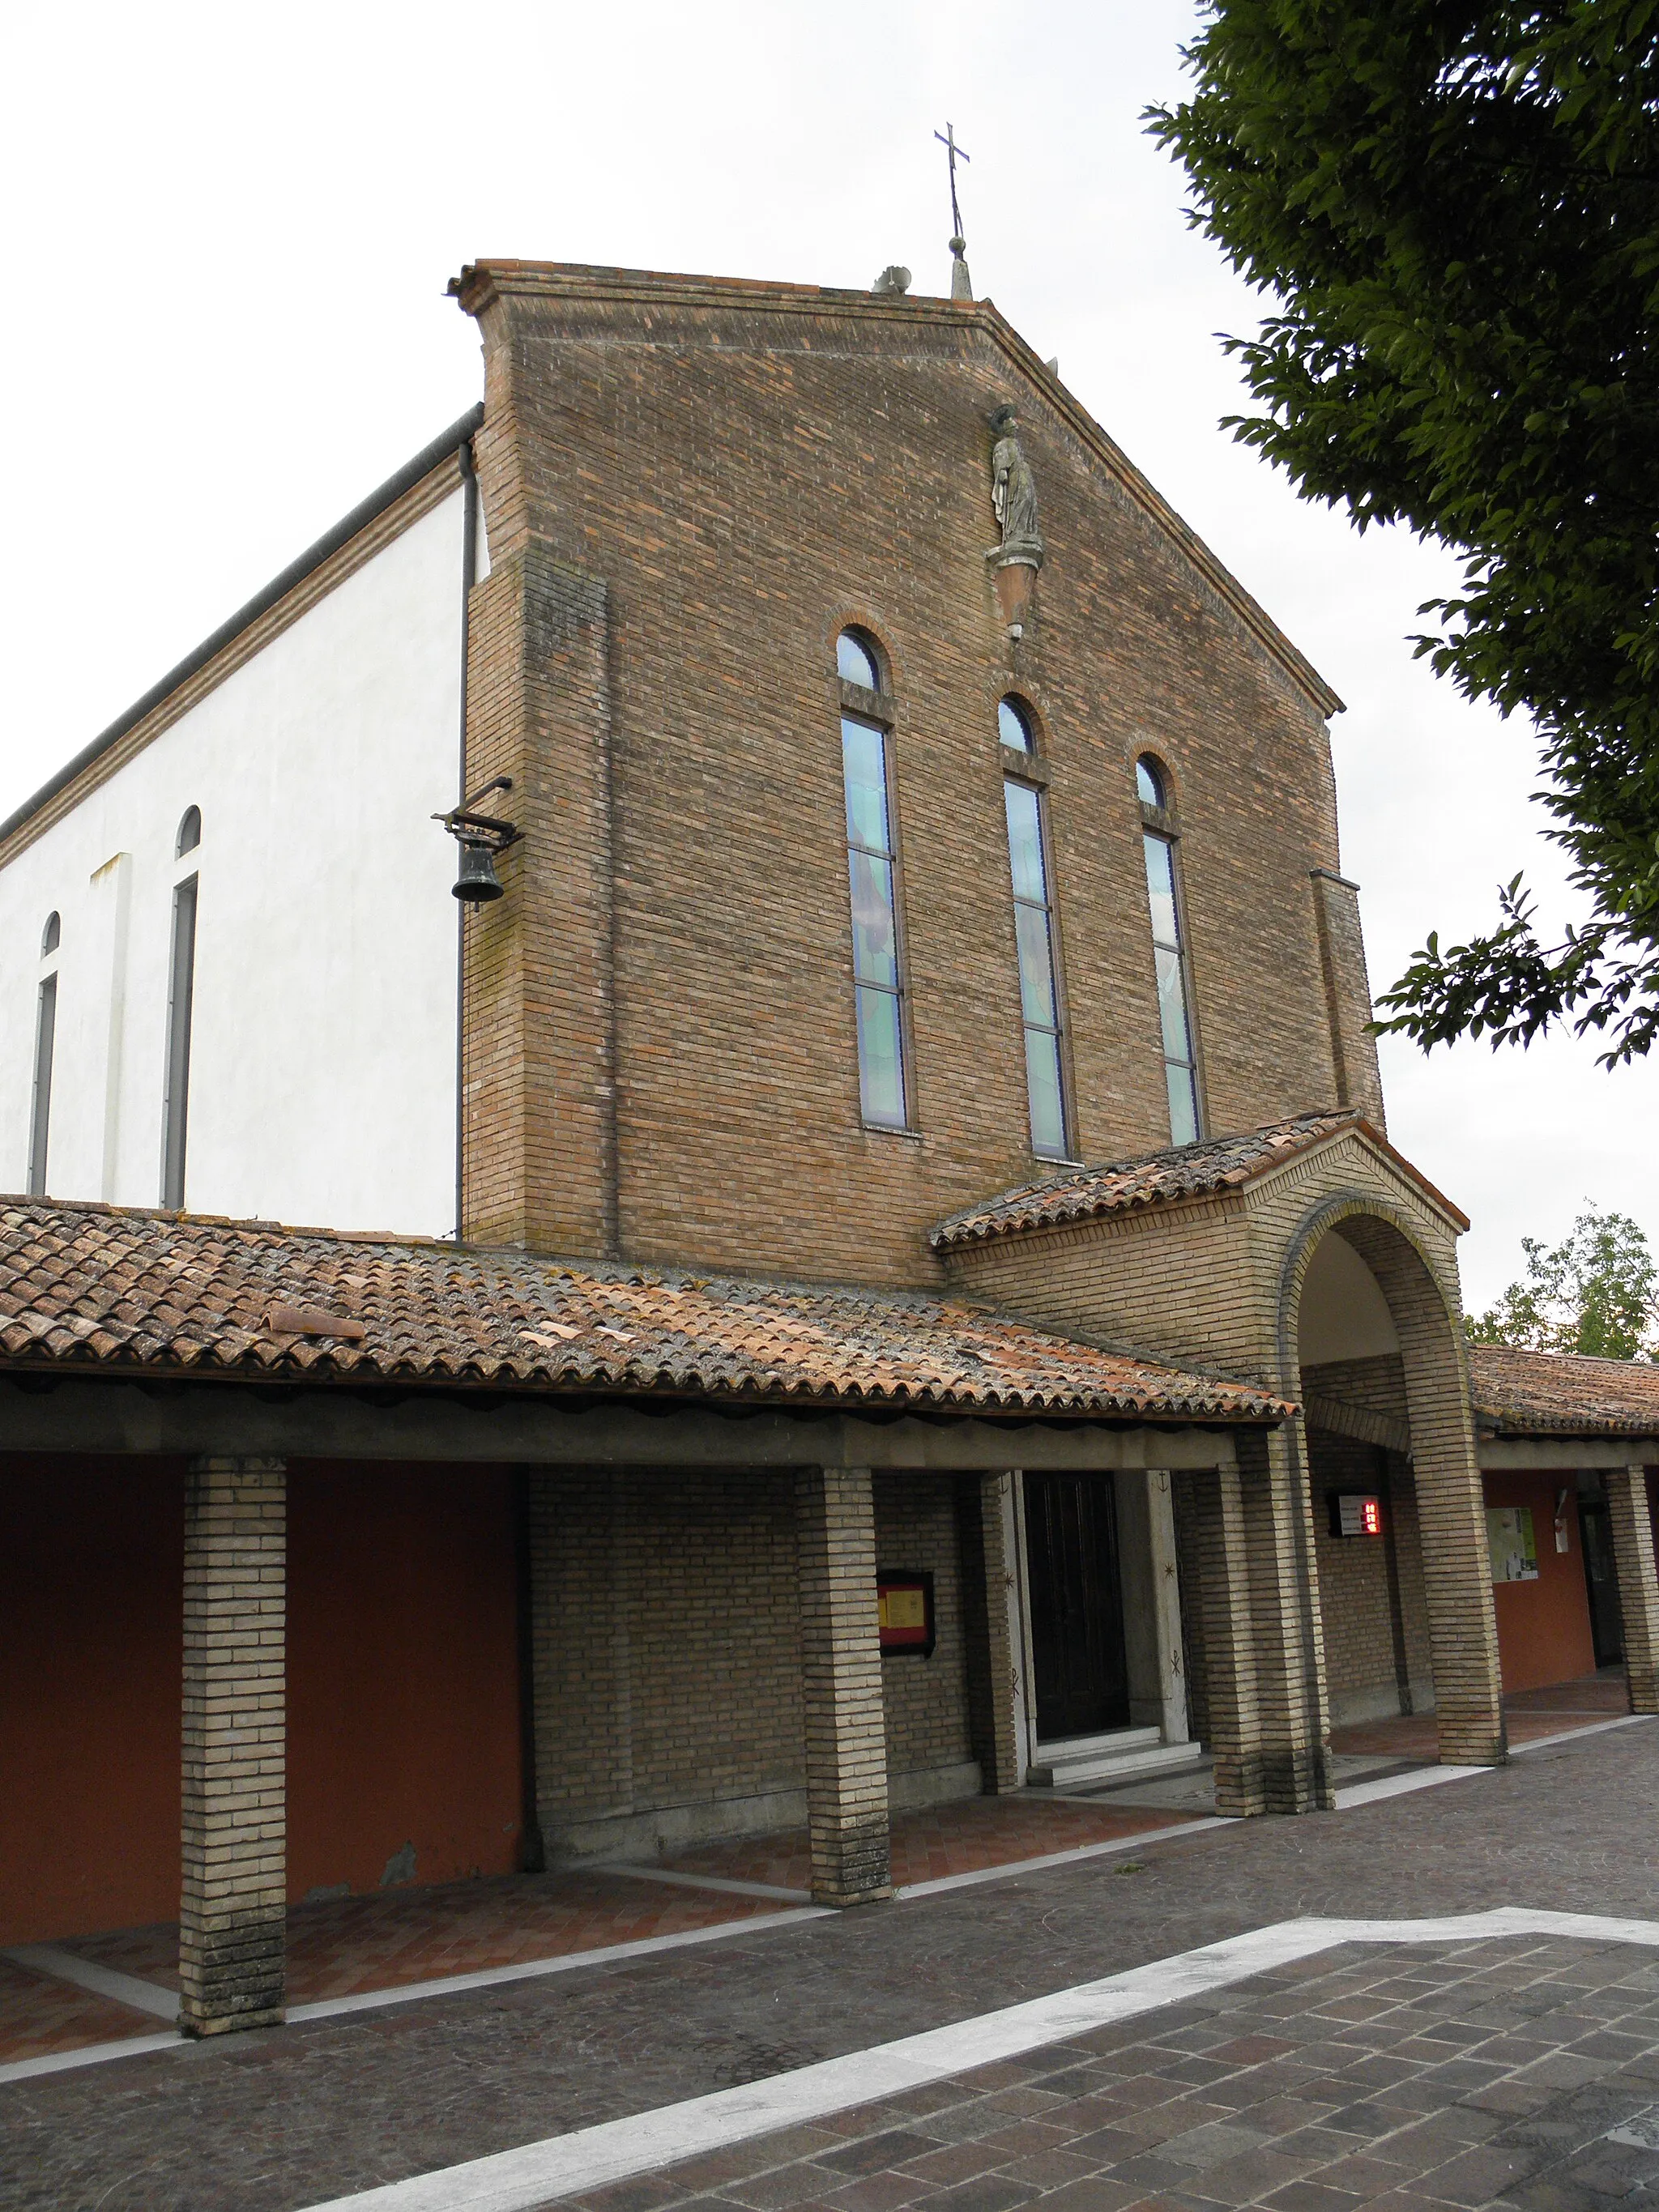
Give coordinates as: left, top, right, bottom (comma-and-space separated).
873, 1474, 975, 1788
1306, 1430, 1435, 1722
528, 1468, 804, 1858
527, 1466, 978, 1858
456, 266, 1366, 1283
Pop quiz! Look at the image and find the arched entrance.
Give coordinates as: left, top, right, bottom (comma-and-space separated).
1280, 1202, 1507, 1771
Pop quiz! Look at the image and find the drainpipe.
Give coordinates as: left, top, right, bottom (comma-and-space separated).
454, 439, 479, 1239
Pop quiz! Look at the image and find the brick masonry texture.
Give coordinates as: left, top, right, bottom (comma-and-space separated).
947, 1125, 1506, 1780
1307, 1428, 1436, 1723
873, 1476, 975, 1789
179, 1455, 286, 2037
452, 265, 1368, 1289
1608, 1465, 1659, 1716
527, 1468, 978, 1865
798, 1468, 892, 1905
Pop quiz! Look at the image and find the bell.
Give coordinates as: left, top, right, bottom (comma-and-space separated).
452, 837, 505, 904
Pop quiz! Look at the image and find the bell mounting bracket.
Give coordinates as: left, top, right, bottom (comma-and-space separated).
433, 776, 523, 852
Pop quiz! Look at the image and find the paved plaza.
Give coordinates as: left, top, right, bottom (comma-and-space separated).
7, 1709, 1659, 2210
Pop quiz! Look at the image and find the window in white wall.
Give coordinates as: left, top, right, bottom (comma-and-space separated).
162, 810, 201, 1209
28, 914, 60, 1197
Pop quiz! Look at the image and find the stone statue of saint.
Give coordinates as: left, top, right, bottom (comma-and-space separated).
988, 405, 1043, 557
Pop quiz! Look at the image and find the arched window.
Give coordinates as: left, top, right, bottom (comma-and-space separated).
1137, 760, 1201, 1145
836, 629, 881, 691
1002, 705, 1068, 1159
28, 918, 60, 1196
176, 805, 202, 858
998, 697, 1035, 755
836, 629, 908, 1127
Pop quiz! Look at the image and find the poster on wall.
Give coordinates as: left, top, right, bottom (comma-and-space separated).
1486, 1505, 1540, 1583
876, 1571, 935, 1656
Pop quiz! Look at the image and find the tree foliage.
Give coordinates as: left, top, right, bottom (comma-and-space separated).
1147, 2, 1659, 1061
1467, 1202, 1658, 1355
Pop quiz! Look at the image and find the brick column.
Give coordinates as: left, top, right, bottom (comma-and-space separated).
796, 1467, 890, 1905
957, 1473, 1025, 1793
180, 1456, 286, 2036
1608, 1467, 1659, 1715
1238, 1430, 1334, 1813
1412, 1433, 1506, 1767
1192, 1464, 1265, 1817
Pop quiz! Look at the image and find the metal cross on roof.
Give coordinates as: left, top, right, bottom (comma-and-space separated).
934, 122, 970, 244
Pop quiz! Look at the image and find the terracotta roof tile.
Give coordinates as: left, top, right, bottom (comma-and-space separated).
1469, 1342, 1659, 1437
931, 1112, 1370, 1248
0, 1198, 1290, 1425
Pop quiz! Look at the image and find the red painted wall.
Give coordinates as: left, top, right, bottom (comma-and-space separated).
0, 1455, 522, 1942
0, 1457, 186, 1944
288, 1462, 524, 1899
1482, 1472, 1597, 1694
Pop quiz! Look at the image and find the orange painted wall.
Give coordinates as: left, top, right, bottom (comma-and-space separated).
1482, 1472, 1597, 1694
0, 1455, 523, 1941
0, 1457, 186, 1944
287, 1462, 524, 1900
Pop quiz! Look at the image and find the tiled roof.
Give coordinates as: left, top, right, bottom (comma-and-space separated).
1469, 1343, 1659, 1438
0, 1199, 1291, 1424
932, 1113, 1371, 1249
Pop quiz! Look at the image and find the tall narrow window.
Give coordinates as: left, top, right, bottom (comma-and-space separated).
28, 914, 60, 1197
1137, 757, 1201, 1146
837, 629, 907, 1128
1002, 707, 1068, 1159
842, 717, 906, 1127
163, 809, 201, 1208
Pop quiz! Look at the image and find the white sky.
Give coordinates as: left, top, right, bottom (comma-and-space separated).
2, 0, 1653, 1310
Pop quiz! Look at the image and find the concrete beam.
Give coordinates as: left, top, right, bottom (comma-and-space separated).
0, 1379, 1243, 1473
1478, 1437, 1659, 1471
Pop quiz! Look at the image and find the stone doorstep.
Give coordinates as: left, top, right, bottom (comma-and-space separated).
1027, 1729, 1207, 1792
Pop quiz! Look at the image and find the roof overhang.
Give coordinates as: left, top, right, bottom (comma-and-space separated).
0, 1374, 1244, 1471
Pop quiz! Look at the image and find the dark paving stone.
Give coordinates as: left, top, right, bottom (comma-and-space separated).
10, 1726, 1659, 2210
817, 2133, 942, 2178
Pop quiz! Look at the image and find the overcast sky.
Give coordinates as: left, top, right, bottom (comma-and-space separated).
3, 0, 1653, 1311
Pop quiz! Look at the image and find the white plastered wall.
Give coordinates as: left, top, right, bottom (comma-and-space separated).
0, 488, 467, 1237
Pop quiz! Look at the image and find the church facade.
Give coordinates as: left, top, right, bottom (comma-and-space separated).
3, 260, 1657, 2038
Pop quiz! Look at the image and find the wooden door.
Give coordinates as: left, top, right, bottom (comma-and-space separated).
1023, 1472, 1131, 1741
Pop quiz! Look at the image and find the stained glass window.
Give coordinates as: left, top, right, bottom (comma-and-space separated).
837, 630, 881, 689
1004, 778, 1068, 1158
843, 719, 906, 1125
1142, 829, 1200, 1145
838, 632, 907, 1126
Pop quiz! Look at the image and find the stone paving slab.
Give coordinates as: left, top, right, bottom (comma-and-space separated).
51, 1873, 795, 2014
584, 1933, 1659, 2212
0, 1956, 154, 2065
4, 1724, 1659, 2212
663, 1799, 1200, 1894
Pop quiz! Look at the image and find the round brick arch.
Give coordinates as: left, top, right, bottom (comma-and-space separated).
1276, 1191, 1507, 1769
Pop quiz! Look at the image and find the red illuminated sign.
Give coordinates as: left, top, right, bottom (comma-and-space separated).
1329, 1493, 1384, 1539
